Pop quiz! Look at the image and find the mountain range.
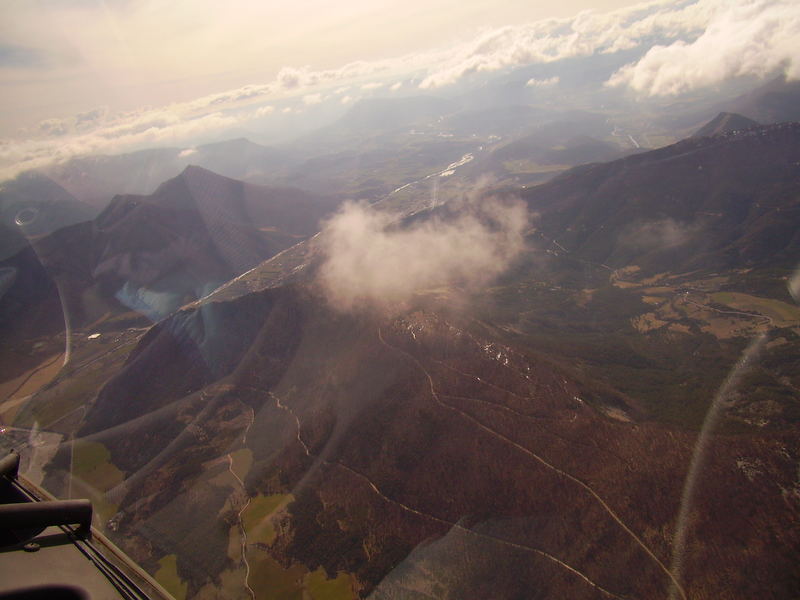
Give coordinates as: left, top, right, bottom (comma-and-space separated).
38, 139, 297, 210
0, 166, 339, 394
3, 118, 797, 599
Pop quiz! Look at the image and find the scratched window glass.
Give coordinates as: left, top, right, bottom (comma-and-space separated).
1, 1, 799, 598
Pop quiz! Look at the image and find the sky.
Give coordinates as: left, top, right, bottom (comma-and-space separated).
1, 0, 641, 129
1, 0, 799, 178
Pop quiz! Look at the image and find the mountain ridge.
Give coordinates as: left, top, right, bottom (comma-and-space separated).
4, 114, 800, 600
692, 111, 759, 138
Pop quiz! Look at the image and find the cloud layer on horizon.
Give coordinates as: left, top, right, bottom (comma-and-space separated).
2, 0, 799, 179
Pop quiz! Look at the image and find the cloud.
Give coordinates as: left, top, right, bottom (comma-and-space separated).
254, 105, 275, 117
37, 118, 70, 136
189, 84, 274, 110
274, 62, 396, 92
2, 0, 793, 179
276, 67, 304, 89
361, 81, 383, 90
35, 106, 108, 137
418, 0, 715, 89
0, 109, 238, 179
75, 106, 108, 125
607, 0, 800, 95
526, 76, 560, 87
620, 218, 699, 250
316, 194, 528, 312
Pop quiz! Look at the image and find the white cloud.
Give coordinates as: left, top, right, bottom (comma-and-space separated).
37, 118, 69, 137
361, 81, 383, 90
254, 105, 275, 117
607, 0, 800, 95
418, 0, 714, 89
74, 106, 109, 129
0, 108, 238, 179
274, 61, 398, 92
3, 0, 796, 179
34, 106, 109, 137
526, 76, 560, 87
188, 84, 274, 110
303, 93, 324, 105
317, 195, 528, 312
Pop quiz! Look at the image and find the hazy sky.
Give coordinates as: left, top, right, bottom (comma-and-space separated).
1, 0, 798, 178
1, 0, 641, 130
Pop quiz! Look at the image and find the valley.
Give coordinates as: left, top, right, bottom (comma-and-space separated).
1, 69, 799, 599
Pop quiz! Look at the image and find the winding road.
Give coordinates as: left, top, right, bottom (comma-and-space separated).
376, 325, 688, 600
270, 385, 627, 599
227, 403, 256, 600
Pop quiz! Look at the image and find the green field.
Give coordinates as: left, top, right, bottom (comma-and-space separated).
242, 493, 292, 545
155, 554, 188, 600
711, 292, 800, 325
306, 568, 355, 600
230, 448, 253, 481
71, 440, 124, 521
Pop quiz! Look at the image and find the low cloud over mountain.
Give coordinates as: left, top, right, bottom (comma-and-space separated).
317, 196, 528, 312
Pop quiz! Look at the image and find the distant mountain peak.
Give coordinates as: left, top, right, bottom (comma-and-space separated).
177, 163, 243, 188
180, 163, 218, 177
692, 112, 759, 138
